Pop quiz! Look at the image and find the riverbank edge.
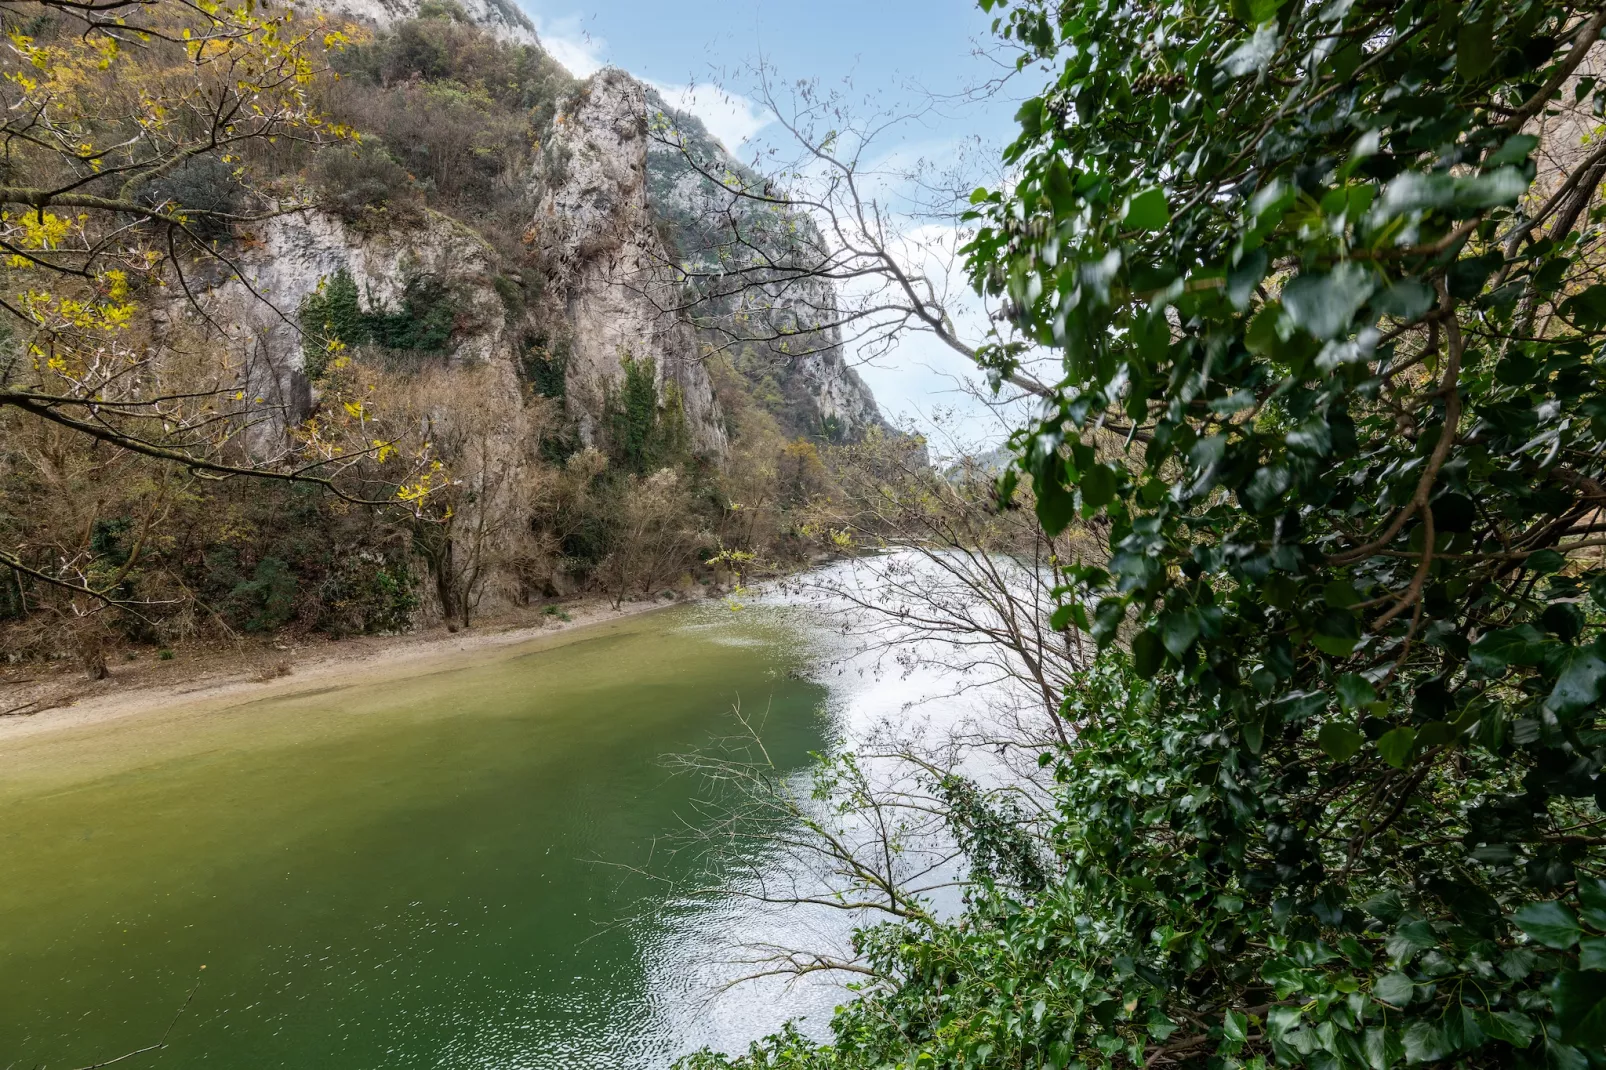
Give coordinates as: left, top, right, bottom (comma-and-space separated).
0, 592, 696, 744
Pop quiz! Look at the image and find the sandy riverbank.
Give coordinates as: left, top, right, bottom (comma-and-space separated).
0, 593, 691, 745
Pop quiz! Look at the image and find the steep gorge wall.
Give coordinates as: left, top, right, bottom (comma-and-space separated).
198, 78, 729, 461
204, 210, 526, 425
644, 93, 885, 443
204, 0, 883, 463
529, 69, 725, 456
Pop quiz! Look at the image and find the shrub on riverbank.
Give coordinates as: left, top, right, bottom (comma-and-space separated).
680, 0, 1606, 1067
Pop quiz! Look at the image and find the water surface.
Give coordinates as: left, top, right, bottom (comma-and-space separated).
0, 605, 836, 1067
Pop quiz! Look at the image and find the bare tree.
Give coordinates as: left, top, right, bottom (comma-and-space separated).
0, 0, 438, 609
642, 64, 1058, 403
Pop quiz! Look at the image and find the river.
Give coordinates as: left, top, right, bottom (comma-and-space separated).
0, 600, 862, 1068
0, 554, 1048, 1068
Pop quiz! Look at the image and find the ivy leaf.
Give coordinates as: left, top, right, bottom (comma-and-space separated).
1374, 971, 1415, 1006
1469, 625, 1547, 673
1560, 284, 1606, 331
1553, 970, 1606, 1047
1227, 248, 1268, 308
1124, 187, 1170, 230
1375, 278, 1435, 320
1455, 17, 1496, 79
1448, 251, 1503, 299
1404, 1021, 1450, 1063
1081, 463, 1117, 511
1546, 652, 1606, 718
1336, 673, 1376, 710
1161, 609, 1201, 658
1477, 1009, 1538, 1047
1223, 1007, 1248, 1042
1513, 901, 1581, 949
1579, 878, 1606, 932
1364, 889, 1404, 924
1132, 628, 1165, 679
1312, 610, 1360, 656
1388, 919, 1436, 960
1318, 721, 1364, 762
1014, 96, 1045, 138
1486, 133, 1539, 167
1281, 263, 1375, 341
1579, 936, 1606, 971
1376, 726, 1417, 768
1091, 598, 1125, 647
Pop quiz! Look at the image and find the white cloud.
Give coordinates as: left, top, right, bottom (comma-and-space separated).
531, 13, 605, 77
521, 12, 768, 148
648, 81, 771, 150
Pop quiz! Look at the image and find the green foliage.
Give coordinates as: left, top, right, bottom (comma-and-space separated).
685, 1, 1606, 1068
298, 268, 456, 377
299, 269, 366, 377
224, 557, 298, 634
309, 139, 421, 226
316, 555, 419, 636
520, 332, 568, 400
613, 353, 659, 469
371, 273, 456, 354
492, 272, 526, 323
136, 155, 242, 240
606, 355, 689, 473
326, 15, 573, 218
0, 568, 23, 621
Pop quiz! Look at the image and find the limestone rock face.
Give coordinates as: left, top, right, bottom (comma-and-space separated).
531, 68, 726, 456
202, 209, 523, 425
199, 1, 882, 460
288, 0, 539, 44
644, 89, 886, 443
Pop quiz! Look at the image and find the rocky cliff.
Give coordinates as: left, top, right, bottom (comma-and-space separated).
205, 210, 525, 431
529, 69, 725, 455
644, 91, 886, 443
210, 0, 883, 459
288, 0, 539, 45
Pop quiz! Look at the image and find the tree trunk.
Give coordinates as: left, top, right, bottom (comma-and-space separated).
433, 537, 459, 632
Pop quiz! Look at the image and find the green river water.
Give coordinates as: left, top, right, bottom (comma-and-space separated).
0, 604, 836, 1067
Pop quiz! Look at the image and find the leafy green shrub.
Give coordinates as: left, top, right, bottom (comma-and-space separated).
299, 268, 366, 377
606, 355, 689, 472
520, 332, 569, 400
137, 156, 242, 240
685, 1, 1606, 1068
370, 273, 455, 354
309, 140, 421, 226
0, 570, 22, 621
323, 17, 573, 218
225, 557, 297, 634
316, 555, 418, 636
334, 15, 572, 120
299, 268, 457, 377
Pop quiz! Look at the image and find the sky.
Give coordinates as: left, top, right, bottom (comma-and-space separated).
515, 0, 1035, 448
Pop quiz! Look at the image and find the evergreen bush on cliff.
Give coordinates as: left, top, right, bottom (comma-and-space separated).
684, 0, 1606, 1066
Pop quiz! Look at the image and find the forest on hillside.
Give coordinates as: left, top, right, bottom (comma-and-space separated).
0, 2, 933, 676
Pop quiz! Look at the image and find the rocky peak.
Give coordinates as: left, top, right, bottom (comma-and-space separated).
288, 0, 539, 45
642, 91, 886, 443
529, 68, 726, 456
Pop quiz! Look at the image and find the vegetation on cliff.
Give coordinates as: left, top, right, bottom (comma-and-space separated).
0, 1, 902, 669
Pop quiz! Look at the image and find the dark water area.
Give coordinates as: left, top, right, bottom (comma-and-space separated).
0, 605, 835, 1067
